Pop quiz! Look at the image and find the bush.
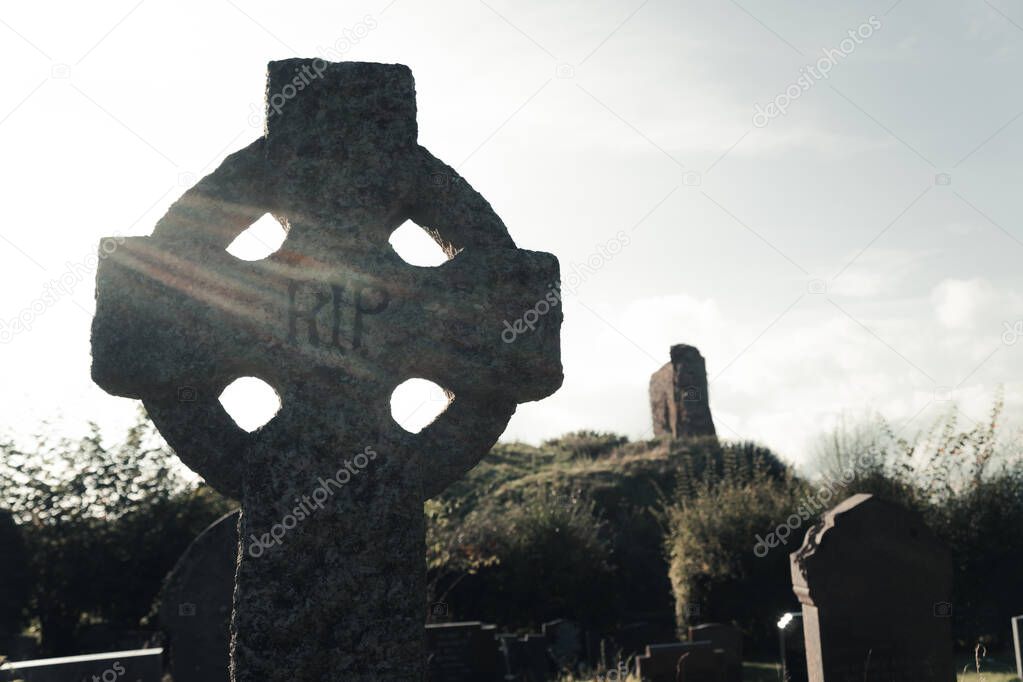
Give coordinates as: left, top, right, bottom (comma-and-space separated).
430, 434, 790, 637
430, 487, 615, 629
0, 413, 236, 654
805, 393, 1023, 648
665, 472, 807, 652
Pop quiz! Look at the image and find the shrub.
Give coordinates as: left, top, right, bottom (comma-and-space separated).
664, 472, 807, 652
806, 393, 1023, 648
0, 412, 235, 654
430, 486, 614, 629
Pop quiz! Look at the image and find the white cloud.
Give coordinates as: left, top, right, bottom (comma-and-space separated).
932, 278, 992, 329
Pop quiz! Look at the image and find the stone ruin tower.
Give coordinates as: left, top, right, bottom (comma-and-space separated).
649, 344, 716, 438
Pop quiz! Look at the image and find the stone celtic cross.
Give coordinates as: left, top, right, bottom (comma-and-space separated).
90, 59, 562, 681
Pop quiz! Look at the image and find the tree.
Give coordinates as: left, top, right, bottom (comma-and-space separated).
0, 411, 235, 654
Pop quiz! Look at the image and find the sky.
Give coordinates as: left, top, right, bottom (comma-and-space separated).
0, 0, 1020, 469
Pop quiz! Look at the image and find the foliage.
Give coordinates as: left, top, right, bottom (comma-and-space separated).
0, 412, 236, 654
663, 394, 1023, 653
664, 467, 807, 651
809, 395, 1023, 646
670, 437, 789, 499
427, 433, 791, 637
430, 486, 614, 629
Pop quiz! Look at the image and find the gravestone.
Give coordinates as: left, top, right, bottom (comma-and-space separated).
158, 510, 240, 682
1012, 615, 1023, 681
90, 59, 563, 682
635, 642, 723, 682
688, 623, 742, 682
0, 510, 30, 652
425, 622, 500, 681
790, 494, 954, 682
521, 633, 554, 681
777, 612, 807, 682
0, 648, 162, 681
497, 633, 551, 681
649, 344, 715, 438
497, 634, 521, 681
541, 618, 584, 670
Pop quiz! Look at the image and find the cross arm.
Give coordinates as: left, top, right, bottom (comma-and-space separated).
143, 395, 247, 500
151, 137, 272, 249
414, 394, 517, 501
406, 147, 516, 255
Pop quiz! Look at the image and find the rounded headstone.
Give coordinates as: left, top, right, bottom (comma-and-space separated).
158, 510, 239, 682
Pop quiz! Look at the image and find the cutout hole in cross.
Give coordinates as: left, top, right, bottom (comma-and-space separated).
390, 378, 451, 433
388, 220, 449, 267
226, 213, 288, 261
219, 376, 282, 432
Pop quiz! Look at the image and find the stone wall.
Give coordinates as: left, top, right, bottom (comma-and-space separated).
649, 344, 715, 438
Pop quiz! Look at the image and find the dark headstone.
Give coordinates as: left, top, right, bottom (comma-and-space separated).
1012, 615, 1023, 681
0, 648, 161, 681
425, 621, 501, 682
90, 59, 563, 681
689, 623, 742, 682
157, 510, 239, 682
497, 633, 551, 682
777, 612, 807, 682
635, 642, 723, 682
496, 634, 521, 681
790, 494, 954, 682
0, 510, 30, 641
649, 345, 715, 438
521, 634, 554, 681
541, 619, 584, 670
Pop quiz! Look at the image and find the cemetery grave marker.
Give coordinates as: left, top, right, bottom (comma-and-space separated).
635, 641, 723, 682
790, 494, 954, 682
425, 621, 500, 682
158, 510, 240, 682
688, 623, 742, 682
91, 59, 563, 681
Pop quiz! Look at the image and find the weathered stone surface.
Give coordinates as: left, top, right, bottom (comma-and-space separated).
790, 494, 954, 682
424, 621, 499, 681
91, 59, 563, 682
157, 510, 239, 682
649, 344, 715, 438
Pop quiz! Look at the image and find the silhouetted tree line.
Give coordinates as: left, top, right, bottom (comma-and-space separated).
1, 399, 1020, 659
0, 413, 234, 655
